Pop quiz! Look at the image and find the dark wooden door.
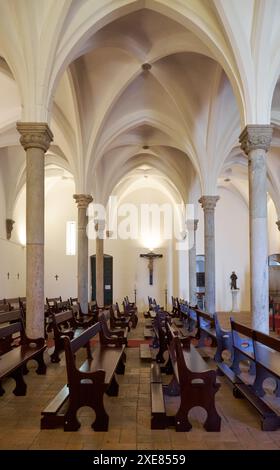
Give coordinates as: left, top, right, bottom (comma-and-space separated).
90, 254, 113, 305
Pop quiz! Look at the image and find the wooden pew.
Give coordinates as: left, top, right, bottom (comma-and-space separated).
171, 296, 178, 316
99, 312, 128, 347
150, 362, 166, 429
5, 297, 20, 310
41, 322, 126, 431
0, 319, 46, 396
109, 305, 130, 331
151, 322, 221, 431
252, 330, 280, 398
118, 301, 138, 328
145, 297, 157, 319
46, 296, 62, 314
70, 298, 98, 325
19, 297, 26, 319
0, 309, 24, 354
218, 320, 280, 430
49, 309, 91, 363
193, 308, 217, 349
0, 303, 11, 313
213, 313, 233, 363
124, 296, 136, 309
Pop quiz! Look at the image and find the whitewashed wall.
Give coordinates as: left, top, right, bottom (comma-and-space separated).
2, 175, 279, 312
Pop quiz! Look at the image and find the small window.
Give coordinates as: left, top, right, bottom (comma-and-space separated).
66, 221, 76, 256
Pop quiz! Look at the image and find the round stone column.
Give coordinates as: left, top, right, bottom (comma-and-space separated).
187, 219, 199, 307
73, 194, 93, 314
95, 220, 105, 307
199, 196, 219, 314
239, 125, 273, 333
17, 122, 53, 338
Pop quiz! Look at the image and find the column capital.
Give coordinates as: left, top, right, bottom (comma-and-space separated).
73, 194, 93, 208
186, 219, 199, 231
239, 125, 273, 155
17, 122, 53, 152
199, 196, 219, 210
276, 220, 280, 231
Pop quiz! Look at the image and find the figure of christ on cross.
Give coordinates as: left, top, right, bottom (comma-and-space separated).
140, 251, 163, 285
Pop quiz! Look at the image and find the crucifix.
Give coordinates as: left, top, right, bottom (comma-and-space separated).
140, 251, 163, 285
54, 274, 59, 281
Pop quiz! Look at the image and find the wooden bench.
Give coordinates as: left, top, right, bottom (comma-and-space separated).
148, 303, 190, 365
213, 313, 233, 363
217, 320, 280, 430
150, 362, 166, 429
153, 311, 169, 364
0, 304, 10, 313
117, 301, 138, 328
216, 320, 255, 384
99, 311, 128, 347
0, 309, 24, 354
0, 319, 46, 396
193, 308, 217, 349
41, 322, 126, 431
171, 296, 178, 316
5, 297, 20, 310
46, 296, 62, 314
145, 297, 157, 319
177, 301, 197, 335
151, 323, 221, 431
49, 309, 93, 363
109, 305, 130, 331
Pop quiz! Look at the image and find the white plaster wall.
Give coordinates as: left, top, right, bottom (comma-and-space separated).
216, 188, 250, 312
0, 239, 25, 298
1, 175, 254, 312
44, 178, 77, 299
0, 170, 6, 238
268, 197, 280, 255
89, 186, 181, 311
196, 188, 250, 312
11, 176, 78, 301
0, 169, 26, 299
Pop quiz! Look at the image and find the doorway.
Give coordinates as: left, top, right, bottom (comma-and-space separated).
90, 254, 113, 305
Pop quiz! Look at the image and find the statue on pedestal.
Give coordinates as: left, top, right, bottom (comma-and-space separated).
230, 271, 238, 290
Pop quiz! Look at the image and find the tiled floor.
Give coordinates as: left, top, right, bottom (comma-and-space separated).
0, 312, 280, 450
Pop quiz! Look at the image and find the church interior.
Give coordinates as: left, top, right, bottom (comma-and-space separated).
1, 0, 280, 451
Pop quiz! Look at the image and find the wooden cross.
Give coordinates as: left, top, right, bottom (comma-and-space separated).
55, 274, 59, 281
140, 251, 163, 285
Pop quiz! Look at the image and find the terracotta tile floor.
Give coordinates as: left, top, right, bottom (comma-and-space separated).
0, 312, 280, 450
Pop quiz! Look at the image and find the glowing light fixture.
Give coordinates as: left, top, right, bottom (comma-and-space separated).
141, 230, 161, 252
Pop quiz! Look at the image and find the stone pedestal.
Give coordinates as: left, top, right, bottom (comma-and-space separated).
231, 289, 240, 312
240, 125, 273, 333
199, 196, 219, 314
74, 194, 93, 314
17, 122, 53, 338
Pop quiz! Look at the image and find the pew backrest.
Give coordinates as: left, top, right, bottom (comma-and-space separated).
230, 319, 254, 360
253, 330, 280, 377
